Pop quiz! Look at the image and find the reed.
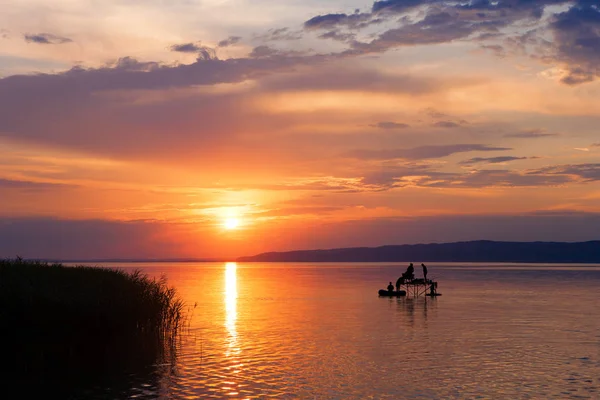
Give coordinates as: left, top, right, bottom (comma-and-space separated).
0, 258, 184, 383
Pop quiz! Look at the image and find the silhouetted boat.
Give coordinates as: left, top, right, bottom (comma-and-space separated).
378, 290, 406, 297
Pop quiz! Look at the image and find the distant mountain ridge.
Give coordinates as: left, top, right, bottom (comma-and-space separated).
236, 240, 600, 263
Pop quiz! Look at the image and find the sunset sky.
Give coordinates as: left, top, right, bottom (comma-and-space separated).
1, 0, 600, 259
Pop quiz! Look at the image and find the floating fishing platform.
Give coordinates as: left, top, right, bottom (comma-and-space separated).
378, 279, 441, 298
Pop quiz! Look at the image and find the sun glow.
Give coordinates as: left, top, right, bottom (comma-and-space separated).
224, 218, 240, 230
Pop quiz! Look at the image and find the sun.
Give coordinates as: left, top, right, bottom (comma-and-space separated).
224, 218, 239, 230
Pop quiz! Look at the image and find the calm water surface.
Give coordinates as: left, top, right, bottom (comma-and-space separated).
74, 263, 600, 399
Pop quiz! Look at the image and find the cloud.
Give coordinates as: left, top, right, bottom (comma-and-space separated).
591, 143, 600, 148
304, 12, 374, 30
249, 45, 280, 58
432, 120, 461, 128
504, 129, 557, 138
258, 206, 343, 218
0, 178, 76, 191
256, 28, 302, 42
0, 53, 334, 160
217, 36, 242, 47
370, 121, 410, 129
318, 30, 356, 42
360, 164, 574, 189
24, 33, 72, 44
549, 1, 600, 85
346, 144, 510, 160
459, 156, 528, 165
254, 177, 391, 193
170, 42, 203, 53
303, 0, 600, 86
371, 0, 435, 14
170, 43, 217, 59
531, 163, 600, 182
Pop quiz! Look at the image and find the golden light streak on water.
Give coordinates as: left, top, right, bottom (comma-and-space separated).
224, 262, 238, 340
223, 261, 242, 384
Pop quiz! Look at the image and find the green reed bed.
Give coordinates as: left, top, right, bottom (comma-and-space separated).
0, 258, 184, 384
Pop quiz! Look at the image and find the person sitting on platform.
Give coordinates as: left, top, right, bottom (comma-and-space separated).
405, 263, 415, 281
387, 282, 394, 292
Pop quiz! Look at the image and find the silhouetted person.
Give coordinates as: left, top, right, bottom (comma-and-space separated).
395, 276, 403, 291
406, 263, 414, 281
422, 263, 428, 282
387, 282, 394, 292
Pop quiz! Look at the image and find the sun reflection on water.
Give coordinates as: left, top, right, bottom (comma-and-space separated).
223, 262, 243, 392
225, 262, 238, 340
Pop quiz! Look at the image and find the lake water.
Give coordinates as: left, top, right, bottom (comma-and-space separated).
69, 262, 600, 399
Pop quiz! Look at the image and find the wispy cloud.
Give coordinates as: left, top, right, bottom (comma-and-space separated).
170, 42, 203, 53
346, 144, 511, 160
369, 121, 410, 129
459, 156, 528, 166
217, 36, 242, 47
24, 33, 72, 44
432, 121, 462, 129
504, 129, 558, 139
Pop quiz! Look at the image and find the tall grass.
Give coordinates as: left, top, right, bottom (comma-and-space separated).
0, 258, 184, 386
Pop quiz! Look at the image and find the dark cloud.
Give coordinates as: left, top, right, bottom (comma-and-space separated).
217, 36, 242, 47
337, 1, 565, 55
591, 143, 600, 147
346, 144, 511, 160
459, 156, 528, 165
432, 120, 461, 128
318, 30, 356, 42
0, 53, 331, 159
424, 108, 449, 119
170, 42, 202, 53
504, 129, 558, 138
531, 163, 600, 182
24, 33, 72, 44
303, 0, 600, 86
549, 1, 600, 85
371, 0, 436, 13
370, 121, 410, 129
361, 164, 575, 189
249, 45, 280, 58
304, 12, 374, 30
256, 27, 302, 41
367, 162, 600, 189
348, 11, 484, 54
426, 169, 572, 188
170, 43, 217, 60
0, 178, 76, 191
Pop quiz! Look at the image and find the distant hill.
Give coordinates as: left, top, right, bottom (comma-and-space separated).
237, 240, 600, 263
